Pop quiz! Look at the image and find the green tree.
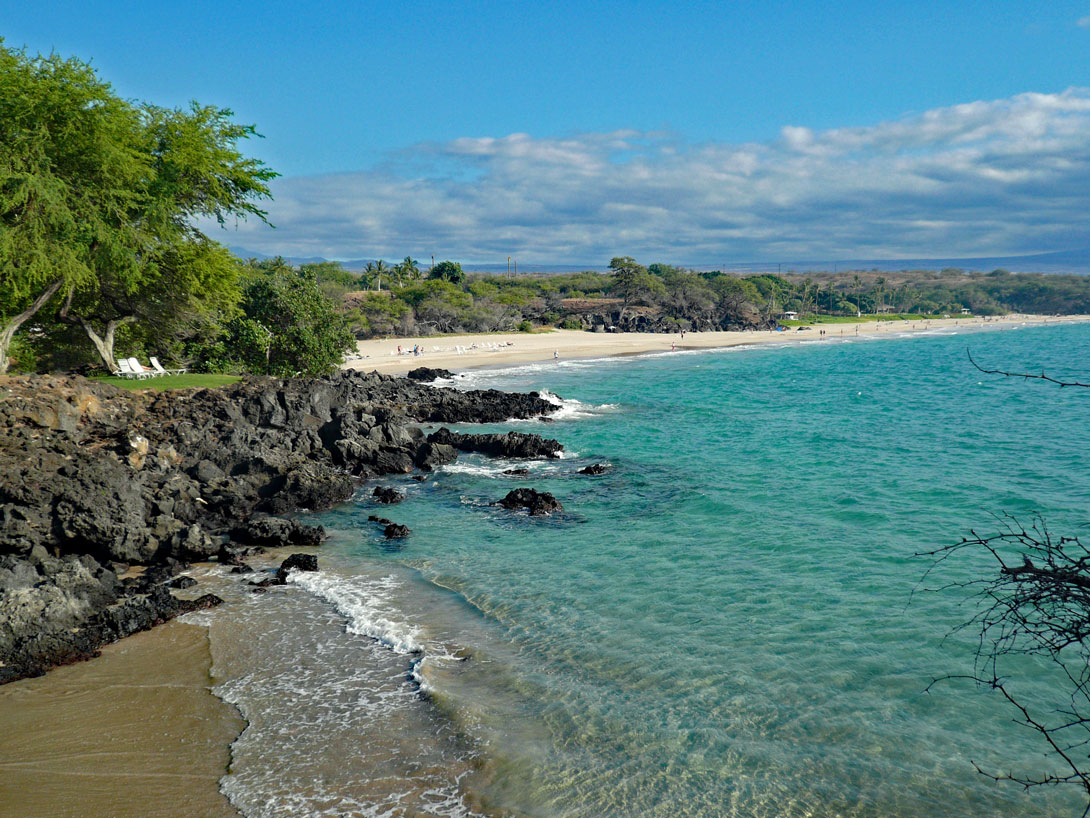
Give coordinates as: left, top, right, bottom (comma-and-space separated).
0, 44, 275, 372
429, 260, 465, 284
608, 256, 648, 307
235, 263, 353, 376
397, 256, 421, 284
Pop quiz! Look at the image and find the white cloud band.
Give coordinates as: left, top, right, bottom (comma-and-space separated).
219, 88, 1090, 263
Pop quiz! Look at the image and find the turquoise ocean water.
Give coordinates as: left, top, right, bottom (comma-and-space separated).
207, 322, 1090, 817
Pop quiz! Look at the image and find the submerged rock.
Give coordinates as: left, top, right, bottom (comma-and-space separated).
495, 488, 564, 516
578, 463, 609, 475
383, 523, 411, 539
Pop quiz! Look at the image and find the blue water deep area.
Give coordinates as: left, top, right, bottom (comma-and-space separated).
313, 323, 1090, 818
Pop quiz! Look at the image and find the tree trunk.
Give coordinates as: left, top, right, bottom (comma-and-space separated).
0, 279, 63, 373
77, 315, 137, 372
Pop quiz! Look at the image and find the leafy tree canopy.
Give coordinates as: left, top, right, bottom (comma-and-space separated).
0, 41, 276, 371
232, 261, 354, 376
429, 260, 465, 284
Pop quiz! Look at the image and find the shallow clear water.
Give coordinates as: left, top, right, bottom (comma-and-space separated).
212, 323, 1090, 817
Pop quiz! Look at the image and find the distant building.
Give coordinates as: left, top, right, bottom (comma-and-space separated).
959, 308, 971, 314
780, 311, 799, 321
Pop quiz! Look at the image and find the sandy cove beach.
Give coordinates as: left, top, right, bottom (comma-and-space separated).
0, 620, 242, 818
343, 315, 1090, 375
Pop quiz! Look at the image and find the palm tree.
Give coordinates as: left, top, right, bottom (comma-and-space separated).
363, 261, 377, 291
399, 256, 420, 284
851, 274, 863, 316
374, 259, 389, 291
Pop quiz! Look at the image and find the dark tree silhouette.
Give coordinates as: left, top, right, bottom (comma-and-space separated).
919, 349, 1090, 815
919, 517, 1090, 815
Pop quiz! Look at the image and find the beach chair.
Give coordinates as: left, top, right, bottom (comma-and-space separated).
115, 359, 138, 379
150, 356, 186, 375
127, 357, 154, 379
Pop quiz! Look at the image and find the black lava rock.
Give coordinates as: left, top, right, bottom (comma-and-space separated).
372, 486, 405, 504
578, 463, 609, 475
406, 367, 456, 382
495, 488, 564, 516
428, 428, 563, 459
230, 517, 325, 548
275, 553, 319, 584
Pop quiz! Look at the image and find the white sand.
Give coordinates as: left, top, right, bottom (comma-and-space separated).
342, 315, 1090, 375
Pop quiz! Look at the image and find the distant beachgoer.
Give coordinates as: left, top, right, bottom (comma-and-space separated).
397, 345, 403, 355
671, 342, 676, 351
554, 349, 559, 360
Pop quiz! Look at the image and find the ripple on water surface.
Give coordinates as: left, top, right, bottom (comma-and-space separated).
207, 323, 1090, 817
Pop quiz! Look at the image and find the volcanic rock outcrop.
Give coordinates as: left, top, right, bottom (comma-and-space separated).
0, 370, 557, 682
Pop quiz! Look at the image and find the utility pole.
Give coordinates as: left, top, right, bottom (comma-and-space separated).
508, 256, 511, 277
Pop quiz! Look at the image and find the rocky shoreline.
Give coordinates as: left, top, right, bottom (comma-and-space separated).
0, 370, 562, 684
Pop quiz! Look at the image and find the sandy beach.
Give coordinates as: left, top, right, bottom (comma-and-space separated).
0, 620, 242, 818
343, 315, 1090, 375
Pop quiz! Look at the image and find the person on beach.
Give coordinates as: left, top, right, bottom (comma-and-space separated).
554, 349, 559, 361
397, 345, 402, 356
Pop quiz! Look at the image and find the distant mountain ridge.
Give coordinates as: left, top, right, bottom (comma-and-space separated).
229, 247, 1090, 275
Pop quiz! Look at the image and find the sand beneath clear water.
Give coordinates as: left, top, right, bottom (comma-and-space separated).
0, 620, 243, 818
342, 314, 1090, 375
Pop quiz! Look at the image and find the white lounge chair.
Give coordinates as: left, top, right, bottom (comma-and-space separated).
150, 356, 186, 375
127, 357, 155, 379
115, 359, 138, 378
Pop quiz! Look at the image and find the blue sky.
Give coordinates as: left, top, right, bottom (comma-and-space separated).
6, 2, 1090, 263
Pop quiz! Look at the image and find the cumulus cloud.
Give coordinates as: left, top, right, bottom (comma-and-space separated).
218, 88, 1090, 263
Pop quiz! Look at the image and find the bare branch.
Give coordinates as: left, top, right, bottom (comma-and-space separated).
968, 348, 1090, 388
919, 517, 1090, 812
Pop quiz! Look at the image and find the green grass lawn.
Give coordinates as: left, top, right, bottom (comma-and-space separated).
92, 373, 241, 391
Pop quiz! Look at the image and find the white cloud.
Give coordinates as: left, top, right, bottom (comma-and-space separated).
217, 88, 1090, 263
1078, 15, 1090, 28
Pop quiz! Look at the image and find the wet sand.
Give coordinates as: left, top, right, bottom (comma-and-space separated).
0, 620, 242, 818
342, 315, 1090, 375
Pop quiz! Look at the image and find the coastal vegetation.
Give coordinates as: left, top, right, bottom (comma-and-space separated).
325, 258, 1090, 341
